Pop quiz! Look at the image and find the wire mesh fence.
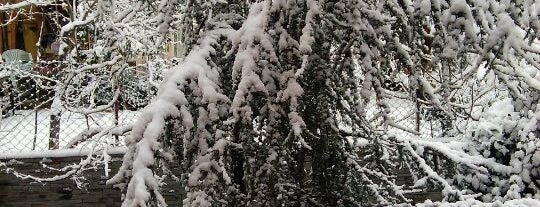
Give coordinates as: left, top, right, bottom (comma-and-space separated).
0, 109, 142, 152
366, 84, 498, 141
1, 60, 491, 153
364, 96, 444, 140
0, 58, 156, 153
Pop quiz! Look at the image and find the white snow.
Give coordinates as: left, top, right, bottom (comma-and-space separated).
417, 198, 540, 207
0, 109, 140, 153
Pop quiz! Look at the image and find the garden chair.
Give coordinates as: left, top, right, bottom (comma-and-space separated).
1, 49, 34, 116
2, 49, 33, 72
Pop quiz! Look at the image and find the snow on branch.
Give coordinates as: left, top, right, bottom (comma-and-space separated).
0, 0, 56, 12
108, 28, 234, 207
64, 125, 133, 149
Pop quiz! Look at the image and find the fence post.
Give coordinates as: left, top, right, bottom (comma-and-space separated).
415, 88, 421, 133
114, 95, 119, 142
49, 98, 61, 150
113, 79, 121, 142
49, 112, 60, 149
33, 109, 37, 150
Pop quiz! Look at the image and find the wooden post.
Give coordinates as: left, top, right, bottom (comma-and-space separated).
49, 112, 60, 149
6, 12, 17, 50
85, 114, 89, 130
415, 88, 421, 133
113, 76, 120, 142
114, 92, 119, 142
33, 109, 37, 150
22, 21, 38, 61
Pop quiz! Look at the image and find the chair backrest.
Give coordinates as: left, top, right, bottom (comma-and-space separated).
3, 49, 32, 63
2, 49, 33, 72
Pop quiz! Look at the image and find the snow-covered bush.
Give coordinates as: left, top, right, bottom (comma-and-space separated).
467, 99, 540, 201
409, 98, 540, 202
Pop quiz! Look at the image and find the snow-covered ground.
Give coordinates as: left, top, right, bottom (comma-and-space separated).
0, 96, 475, 153
417, 198, 540, 207
0, 109, 140, 153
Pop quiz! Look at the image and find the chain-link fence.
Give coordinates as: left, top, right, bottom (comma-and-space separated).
363, 84, 496, 140
1, 59, 492, 153
0, 57, 156, 153
364, 95, 445, 140
0, 109, 142, 152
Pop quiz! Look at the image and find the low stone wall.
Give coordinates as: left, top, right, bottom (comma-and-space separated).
0, 155, 183, 207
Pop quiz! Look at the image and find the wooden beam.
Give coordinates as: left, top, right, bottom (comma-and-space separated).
0, 15, 4, 53
6, 12, 17, 50
21, 5, 39, 60
22, 22, 37, 60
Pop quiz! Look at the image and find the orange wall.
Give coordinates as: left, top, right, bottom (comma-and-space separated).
0, 0, 43, 60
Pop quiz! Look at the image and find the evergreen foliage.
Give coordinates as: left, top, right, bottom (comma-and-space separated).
107, 0, 540, 206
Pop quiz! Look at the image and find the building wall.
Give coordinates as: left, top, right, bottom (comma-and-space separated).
0, 0, 67, 61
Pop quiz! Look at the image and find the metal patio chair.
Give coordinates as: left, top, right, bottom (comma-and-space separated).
1, 49, 35, 116
2, 49, 33, 72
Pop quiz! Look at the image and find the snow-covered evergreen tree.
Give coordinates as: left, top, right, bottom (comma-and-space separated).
106, 0, 540, 206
